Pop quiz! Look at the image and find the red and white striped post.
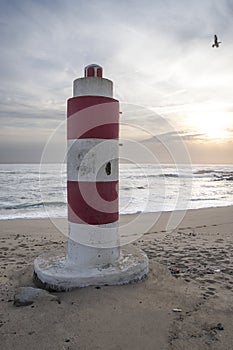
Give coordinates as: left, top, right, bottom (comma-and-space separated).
34, 64, 148, 290
67, 64, 120, 267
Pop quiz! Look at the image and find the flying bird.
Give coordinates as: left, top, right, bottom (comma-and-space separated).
212, 34, 221, 48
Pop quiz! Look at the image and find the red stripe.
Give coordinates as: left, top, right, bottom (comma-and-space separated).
68, 122, 119, 139
68, 181, 118, 225
87, 67, 94, 77
67, 96, 119, 140
67, 96, 118, 115
97, 68, 102, 77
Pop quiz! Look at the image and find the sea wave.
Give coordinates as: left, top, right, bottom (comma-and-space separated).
1, 163, 233, 220
191, 198, 218, 202
193, 169, 214, 175
0, 201, 66, 210
214, 174, 233, 181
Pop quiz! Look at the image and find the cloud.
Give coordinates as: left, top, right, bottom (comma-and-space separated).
142, 131, 205, 143
1, 0, 233, 162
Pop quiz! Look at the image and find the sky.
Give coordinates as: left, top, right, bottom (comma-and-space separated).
1, 0, 233, 163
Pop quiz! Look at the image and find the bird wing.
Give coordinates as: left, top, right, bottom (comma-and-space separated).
214, 34, 218, 42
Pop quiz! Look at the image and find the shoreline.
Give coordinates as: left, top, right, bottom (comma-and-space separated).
1, 205, 233, 349
1, 203, 233, 222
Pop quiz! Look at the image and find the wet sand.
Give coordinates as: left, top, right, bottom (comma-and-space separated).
0, 206, 233, 349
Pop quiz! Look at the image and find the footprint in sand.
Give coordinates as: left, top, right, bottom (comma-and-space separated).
205, 290, 215, 296
221, 260, 231, 264
18, 243, 28, 248
222, 268, 233, 275
207, 257, 218, 262
215, 239, 224, 243
204, 279, 217, 284
225, 285, 232, 290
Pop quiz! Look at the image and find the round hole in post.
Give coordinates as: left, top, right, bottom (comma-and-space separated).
105, 162, 111, 175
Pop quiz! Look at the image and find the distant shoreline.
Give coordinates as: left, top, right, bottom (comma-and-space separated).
0, 204, 233, 221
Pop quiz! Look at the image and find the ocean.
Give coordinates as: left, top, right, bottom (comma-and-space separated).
0, 163, 233, 220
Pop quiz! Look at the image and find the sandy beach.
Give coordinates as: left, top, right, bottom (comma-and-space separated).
0, 206, 233, 350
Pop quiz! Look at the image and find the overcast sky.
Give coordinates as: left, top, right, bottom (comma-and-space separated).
1, 0, 233, 163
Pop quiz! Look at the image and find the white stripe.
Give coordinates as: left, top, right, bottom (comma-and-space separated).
94, 66, 97, 77
68, 220, 119, 247
68, 220, 120, 266
73, 77, 113, 98
67, 139, 118, 182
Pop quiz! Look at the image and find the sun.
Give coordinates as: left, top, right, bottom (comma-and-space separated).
200, 120, 228, 139
188, 109, 230, 140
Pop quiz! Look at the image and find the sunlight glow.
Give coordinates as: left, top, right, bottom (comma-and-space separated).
188, 110, 230, 140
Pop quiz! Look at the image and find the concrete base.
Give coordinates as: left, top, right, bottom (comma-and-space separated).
33, 245, 149, 291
